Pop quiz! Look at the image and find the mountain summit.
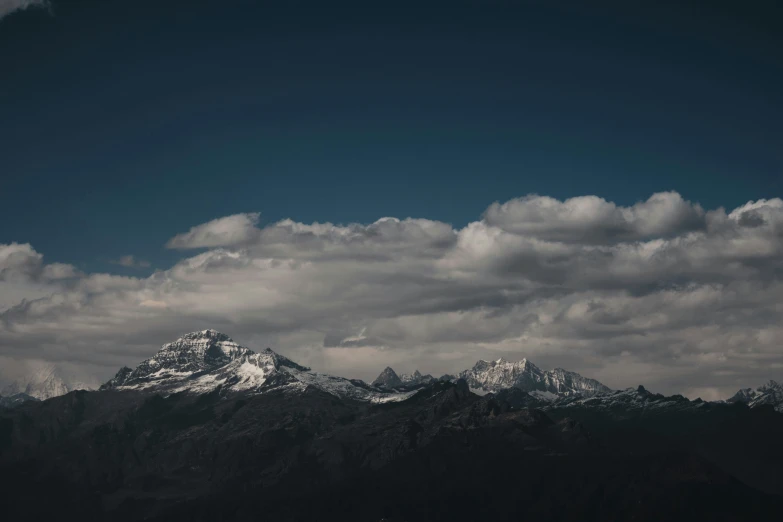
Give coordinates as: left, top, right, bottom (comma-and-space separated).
371, 367, 435, 389
372, 367, 404, 388
102, 329, 278, 389
372, 357, 609, 397
457, 357, 611, 396
728, 380, 783, 412
102, 330, 410, 403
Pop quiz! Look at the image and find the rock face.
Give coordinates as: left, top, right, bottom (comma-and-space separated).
372, 367, 404, 389
728, 380, 783, 412
101, 330, 411, 403
457, 358, 611, 396
1, 365, 97, 400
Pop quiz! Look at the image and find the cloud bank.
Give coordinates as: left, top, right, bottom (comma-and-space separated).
2, 192, 783, 398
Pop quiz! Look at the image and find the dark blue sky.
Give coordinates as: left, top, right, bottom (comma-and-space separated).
1, 0, 781, 273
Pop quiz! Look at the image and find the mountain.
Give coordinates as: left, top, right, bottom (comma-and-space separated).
0, 392, 39, 408
1, 364, 98, 400
371, 367, 435, 389
102, 330, 411, 403
400, 369, 435, 386
3, 330, 783, 520
371, 366, 403, 388
728, 380, 783, 412
2, 377, 783, 521
375, 358, 609, 397
542, 385, 707, 419
457, 357, 611, 396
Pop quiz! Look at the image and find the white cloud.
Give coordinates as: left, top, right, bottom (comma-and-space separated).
2, 193, 783, 398
483, 191, 705, 244
0, 242, 78, 282
0, 0, 48, 21
166, 213, 261, 249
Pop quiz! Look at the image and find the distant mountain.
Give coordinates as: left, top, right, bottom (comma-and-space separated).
373, 358, 608, 398
400, 370, 435, 386
371, 367, 435, 390
542, 385, 708, 419
1, 364, 98, 400
0, 392, 39, 408
457, 357, 611, 396
728, 380, 783, 412
102, 330, 412, 403
371, 367, 403, 388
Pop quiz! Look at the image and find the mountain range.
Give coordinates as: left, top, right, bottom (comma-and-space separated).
3, 330, 781, 415
2, 329, 783, 521
727, 380, 783, 412
99, 330, 414, 403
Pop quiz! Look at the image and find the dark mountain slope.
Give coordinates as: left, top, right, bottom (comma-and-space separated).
1, 379, 782, 521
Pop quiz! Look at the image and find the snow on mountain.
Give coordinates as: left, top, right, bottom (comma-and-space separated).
727, 380, 783, 412
103, 330, 413, 403
1, 365, 98, 400
105, 330, 256, 388
372, 367, 435, 389
400, 370, 435, 385
544, 385, 706, 418
457, 357, 611, 396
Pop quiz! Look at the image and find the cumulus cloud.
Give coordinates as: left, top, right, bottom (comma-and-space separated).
111, 255, 151, 269
483, 191, 705, 244
2, 193, 783, 399
0, 0, 48, 21
165, 213, 261, 249
0, 243, 78, 282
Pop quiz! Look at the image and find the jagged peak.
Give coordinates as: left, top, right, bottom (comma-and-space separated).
257, 347, 311, 372
471, 357, 531, 370
372, 366, 405, 388
176, 329, 234, 343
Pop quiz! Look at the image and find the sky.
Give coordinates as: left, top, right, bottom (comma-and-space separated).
1, 0, 782, 400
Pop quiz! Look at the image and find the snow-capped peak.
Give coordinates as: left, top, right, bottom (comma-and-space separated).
458, 357, 610, 396
102, 331, 412, 404
728, 379, 783, 412
102, 330, 255, 389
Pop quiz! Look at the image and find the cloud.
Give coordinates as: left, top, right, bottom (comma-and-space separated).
2, 192, 783, 399
483, 191, 705, 244
0, 243, 78, 282
111, 255, 151, 269
165, 213, 261, 249
0, 0, 48, 21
